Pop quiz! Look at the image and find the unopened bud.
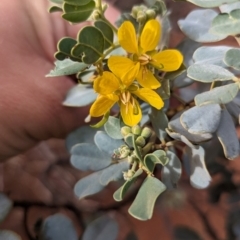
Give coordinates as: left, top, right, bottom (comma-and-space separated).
137, 11, 147, 23
131, 6, 140, 18
102, 3, 108, 12
121, 126, 132, 137
146, 9, 156, 19
123, 170, 134, 180
135, 136, 146, 147
141, 127, 152, 139
127, 155, 135, 164
131, 125, 142, 136
92, 10, 101, 20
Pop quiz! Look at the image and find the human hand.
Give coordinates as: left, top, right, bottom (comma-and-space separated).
0, 0, 119, 161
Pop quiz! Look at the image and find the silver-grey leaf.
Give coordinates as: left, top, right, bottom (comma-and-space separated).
63, 84, 97, 107
180, 104, 222, 134
193, 46, 231, 67
195, 83, 239, 106
162, 150, 182, 189
70, 143, 111, 171
186, 146, 211, 189
94, 131, 123, 155
178, 9, 227, 43
46, 59, 88, 77
187, 64, 234, 82
216, 109, 240, 160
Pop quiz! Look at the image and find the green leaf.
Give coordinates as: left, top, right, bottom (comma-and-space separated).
70, 143, 111, 171
113, 169, 143, 202
66, 126, 96, 151
46, 59, 88, 77
55, 37, 79, 61
0, 193, 12, 223
124, 133, 134, 148
195, 83, 239, 106
193, 46, 231, 67
104, 116, 123, 140
162, 151, 182, 189
94, 131, 123, 155
149, 108, 168, 141
40, 214, 78, 240
178, 9, 227, 43
220, 2, 240, 13
49, 0, 63, 4
153, 150, 169, 165
185, 146, 211, 189
210, 10, 240, 36
182, 0, 239, 8
48, 6, 63, 13
64, 0, 92, 6
156, 78, 170, 100
63, 84, 97, 107
0, 231, 21, 240
72, 26, 104, 64
150, 0, 167, 15
128, 176, 166, 220
217, 109, 240, 160
187, 64, 234, 82
144, 150, 168, 173
94, 20, 114, 50
100, 162, 130, 185
224, 48, 240, 70
180, 104, 222, 134
82, 215, 118, 240
62, 1, 95, 23
74, 171, 105, 199
168, 112, 213, 144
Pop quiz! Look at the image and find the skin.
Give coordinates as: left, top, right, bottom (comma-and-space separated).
0, 0, 119, 161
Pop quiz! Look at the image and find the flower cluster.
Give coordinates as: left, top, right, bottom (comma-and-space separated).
90, 19, 183, 126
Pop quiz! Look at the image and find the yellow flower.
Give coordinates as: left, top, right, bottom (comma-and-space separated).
90, 71, 163, 126
108, 19, 183, 89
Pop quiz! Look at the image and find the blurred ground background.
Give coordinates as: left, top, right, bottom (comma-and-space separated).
1, 1, 240, 240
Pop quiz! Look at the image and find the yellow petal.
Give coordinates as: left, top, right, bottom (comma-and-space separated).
140, 19, 161, 53
134, 88, 164, 109
90, 95, 117, 117
118, 21, 138, 54
120, 99, 142, 126
108, 56, 140, 86
93, 71, 120, 95
151, 50, 183, 72
136, 67, 161, 89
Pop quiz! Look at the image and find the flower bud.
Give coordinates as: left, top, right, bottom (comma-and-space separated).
123, 170, 134, 180
127, 155, 135, 164
131, 6, 140, 18
119, 145, 131, 158
121, 126, 132, 137
135, 136, 146, 147
102, 3, 108, 13
146, 9, 156, 19
137, 11, 147, 24
131, 125, 142, 136
141, 127, 152, 139
92, 10, 101, 20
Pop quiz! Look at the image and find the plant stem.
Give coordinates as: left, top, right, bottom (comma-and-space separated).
96, 0, 103, 13
95, 43, 120, 65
